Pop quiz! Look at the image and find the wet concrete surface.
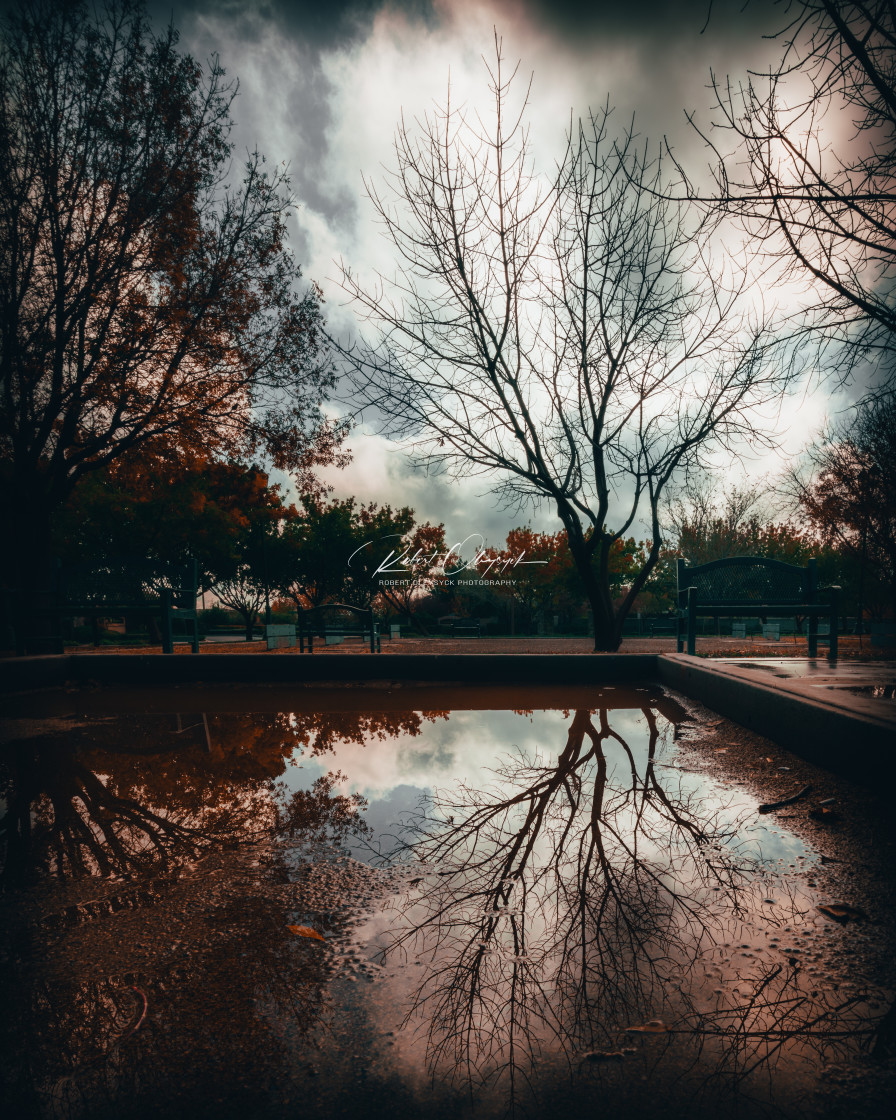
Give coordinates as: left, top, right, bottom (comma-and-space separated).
707, 658, 896, 723
1, 685, 895, 1119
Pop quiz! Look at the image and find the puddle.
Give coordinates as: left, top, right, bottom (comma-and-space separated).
830, 685, 896, 701
1, 685, 893, 1119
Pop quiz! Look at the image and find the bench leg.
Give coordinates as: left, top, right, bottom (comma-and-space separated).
808, 612, 818, 658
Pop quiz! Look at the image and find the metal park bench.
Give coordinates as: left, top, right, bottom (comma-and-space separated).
449, 620, 482, 638
676, 556, 839, 658
22, 558, 200, 654
437, 614, 482, 638
297, 604, 380, 653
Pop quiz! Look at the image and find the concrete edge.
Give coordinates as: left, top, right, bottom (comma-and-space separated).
657, 653, 892, 775
1, 653, 660, 689
0, 655, 72, 692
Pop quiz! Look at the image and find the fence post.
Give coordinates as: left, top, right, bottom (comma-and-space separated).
160, 588, 173, 654
807, 558, 819, 658
828, 586, 840, 660
808, 610, 818, 658
675, 559, 688, 653
687, 587, 697, 656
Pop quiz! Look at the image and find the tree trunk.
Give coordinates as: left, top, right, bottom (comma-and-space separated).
239, 609, 257, 642
566, 543, 621, 652
1, 495, 61, 655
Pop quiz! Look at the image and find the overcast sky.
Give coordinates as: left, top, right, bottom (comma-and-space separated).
144, 0, 841, 543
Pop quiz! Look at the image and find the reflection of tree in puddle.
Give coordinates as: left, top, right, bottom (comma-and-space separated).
389, 706, 881, 1115
0, 707, 445, 1117
0, 709, 445, 885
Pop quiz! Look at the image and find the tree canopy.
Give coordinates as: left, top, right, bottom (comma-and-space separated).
0, 0, 343, 593
698, 0, 896, 391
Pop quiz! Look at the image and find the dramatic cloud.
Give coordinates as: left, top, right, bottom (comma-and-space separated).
138, 1, 821, 537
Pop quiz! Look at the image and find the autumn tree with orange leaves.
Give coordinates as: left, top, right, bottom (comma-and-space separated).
374, 520, 447, 632
0, 0, 343, 635
54, 447, 295, 590
794, 396, 896, 618
490, 527, 658, 632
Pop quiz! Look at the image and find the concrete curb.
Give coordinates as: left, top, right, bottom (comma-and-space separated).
1, 652, 659, 688
657, 653, 893, 774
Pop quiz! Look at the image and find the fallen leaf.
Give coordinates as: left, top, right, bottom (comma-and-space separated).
816, 904, 866, 925
625, 1019, 669, 1033
809, 807, 842, 822
287, 925, 325, 941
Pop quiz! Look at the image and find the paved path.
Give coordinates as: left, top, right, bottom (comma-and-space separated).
72, 634, 891, 658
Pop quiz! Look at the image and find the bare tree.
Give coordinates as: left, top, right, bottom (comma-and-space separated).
693, 0, 896, 391
213, 565, 268, 641
339, 45, 792, 650
664, 478, 770, 546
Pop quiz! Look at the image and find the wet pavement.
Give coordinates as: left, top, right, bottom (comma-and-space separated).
1, 684, 895, 1119
708, 658, 896, 724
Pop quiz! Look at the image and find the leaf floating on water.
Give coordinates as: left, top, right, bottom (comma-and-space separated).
625, 1019, 669, 1034
287, 925, 325, 941
817, 904, 866, 925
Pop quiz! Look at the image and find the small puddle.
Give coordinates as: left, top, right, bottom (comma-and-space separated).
0, 685, 891, 1119
830, 685, 896, 701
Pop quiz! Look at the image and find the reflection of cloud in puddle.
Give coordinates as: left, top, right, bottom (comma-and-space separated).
349, 783, 431, 860
289, 706, 813, 867
292, 707, 673, 799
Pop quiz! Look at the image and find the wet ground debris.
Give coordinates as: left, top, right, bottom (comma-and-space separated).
809, 805, 843, 822
758, 785, 813, 814
580, 1050, 626, 1063
817, 903, 867, 924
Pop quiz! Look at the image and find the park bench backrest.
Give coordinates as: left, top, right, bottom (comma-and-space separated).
299, 603, 372, 630
676, 556, 816, 606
